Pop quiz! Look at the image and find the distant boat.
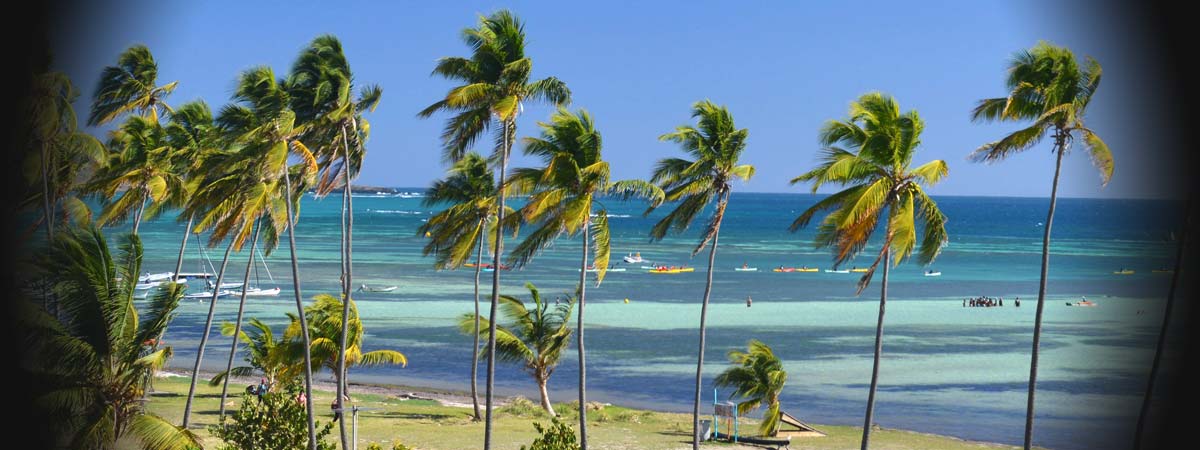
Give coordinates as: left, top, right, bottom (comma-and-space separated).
580, 266, 625, 273
138, 272, 175, 283
1066, 299, 1097, 307
1112, 269, 1135, 275
824, 269, 850, 274
735, 264, 758, 272
232, 287, 281, 297
773, 267, 796, 273
850, 267, 869, 273
135, 279, 186, 290
186, 289, 231, 299
647, 266, 694, 274
358, 285, 397, 293
924, 270, 942, 277
796, 267, 819, 272
773, 266, 817, 272
623, 252, 645, 263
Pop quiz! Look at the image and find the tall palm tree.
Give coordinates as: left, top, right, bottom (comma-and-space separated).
162, 100, 223, 281
23, 71, 105, 242
288, 35, 383, 448
19, 227, 198, 450
791, 92, 948, 450
86, 115, 185, 235
507, 107, 662, 447
89, 44, 176, 126
210, 318, 302, 389
420, 10, 570, 448
459, 282, 574, 417
646, 100, 754, 450
714, 340, 788, 437
418, 152, 512, 421
970, 42, 1111, 450
298, 294, 408, 400
179, 66, 321, 449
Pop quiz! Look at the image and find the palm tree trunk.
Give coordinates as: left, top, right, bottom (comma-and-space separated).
218, 219, 262, 420
484, 118, 514, 450
578, 216, 590, 449
336, 122, 355, 450
172, 214, 195, 280
181, 238, 236, 429
1023, 136, 1066, 450
40, 142, 53, 242
538, 374, 557, 417
860, 246, 890, 450
692, 195, 727, 450
1133, 198, 1191, 449
471, 223, 485, 421
132, 192, 148, 235
284, 167, 319, 450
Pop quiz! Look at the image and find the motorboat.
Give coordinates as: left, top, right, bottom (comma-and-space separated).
138, 272, 175, 283
924, 270, 942, 277
623, 252, 646, 264
358, 284, 398, 293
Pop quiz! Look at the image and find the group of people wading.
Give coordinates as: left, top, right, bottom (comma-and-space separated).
963, 296, 1020, 307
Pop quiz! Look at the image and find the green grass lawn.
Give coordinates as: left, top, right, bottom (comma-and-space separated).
146, 375, 1030, 450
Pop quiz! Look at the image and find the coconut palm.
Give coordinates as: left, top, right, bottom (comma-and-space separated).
22, 71, 105, 242
714, 340, 788, 437
85, 115, 185, 235
791, 92, 948, 449
19, 226, 198, 450
506, 107, 662, 446
420, 10, 570, 447
179, 66, 321, 449
210, 318, 303, 389
970, 42, 1111, 450
162, 100, 223, 281
459, 282, 574, 417
288, 35, 383, 447
418, 152, 513, 421
89, 44, 176, 126
296, 294, 408, 400
646, 100, 754, 450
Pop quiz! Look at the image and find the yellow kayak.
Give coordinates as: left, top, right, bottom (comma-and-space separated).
1112, 269, 1134, 275
796, 267, 819, 272
850, 268, 868, 273
648, 267, 695, 274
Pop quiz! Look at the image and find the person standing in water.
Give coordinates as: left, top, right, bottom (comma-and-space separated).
746, 296, 752, 308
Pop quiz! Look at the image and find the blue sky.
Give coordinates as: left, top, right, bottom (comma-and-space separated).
52, 0, 1175, 198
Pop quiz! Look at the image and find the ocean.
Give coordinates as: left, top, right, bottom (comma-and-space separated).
132, 191, 1180, 450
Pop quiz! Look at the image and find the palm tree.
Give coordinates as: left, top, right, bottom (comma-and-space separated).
420, 10, 570, 448
162, 100, 223, 281
288, 35, 383, 447
179, 66, 321, 449
791, 92, 948, 449
89, 44, 176, 126
19, 226, 198, 450
418, 152, 512, 421
459, 282, 574, 417
85, 115, 185, 235
646, 100, 754, 450
23, 71, 105, 242
298, 294, 408, 400
210, 318, 302, 390
506, 107, 662, 446
970, 42, 1111, 450
714, 340, 788, 437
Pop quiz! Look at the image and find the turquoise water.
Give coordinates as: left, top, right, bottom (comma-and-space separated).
135, 192, 1178, 449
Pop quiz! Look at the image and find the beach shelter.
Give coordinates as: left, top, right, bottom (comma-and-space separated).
776, 411, 826, 438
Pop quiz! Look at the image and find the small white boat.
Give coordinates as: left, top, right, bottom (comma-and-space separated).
233, 287, 281, 297
135, 279, 186, 290
924, 271, 942, 277
358, 285, 398, 293
138, 272, 175, 283
824, 269, 850, 274
623, 253, 646, 264
185, 289, 232, 299
735, 266, 758, 272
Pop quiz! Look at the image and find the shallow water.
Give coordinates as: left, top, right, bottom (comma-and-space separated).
135, 192, 1179, 450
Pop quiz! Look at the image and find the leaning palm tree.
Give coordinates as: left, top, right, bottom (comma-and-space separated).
19, 226, 198, 450
210, 318, 303, 390
507, 107, 662, 447
714, 340, 788, 437
970, 42, 1111, 450
288, 35, 383, 447
298, 294, 408, 401
420, 10, 570, 448
459, 282, 574, 417
162, 100, 223, 281
791, 92, 949, 450
85, 115, 185, 235
179, 66, 321, 449
89, 44, 176, 125
418, 152, 513, 421
646, 100, 754, 450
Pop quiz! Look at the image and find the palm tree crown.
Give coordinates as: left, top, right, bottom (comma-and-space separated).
419, 152, 513, 269
89, 44, 177, 125
714, 340, 788, 437
791, 92, 949, 291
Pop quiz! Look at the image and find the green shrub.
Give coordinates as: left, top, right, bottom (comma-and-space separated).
520, 417, 580, 450
366, 444, 384, 450
499, 396, 546, 418
210, 392, 336, 450
392, 441, 415, 450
